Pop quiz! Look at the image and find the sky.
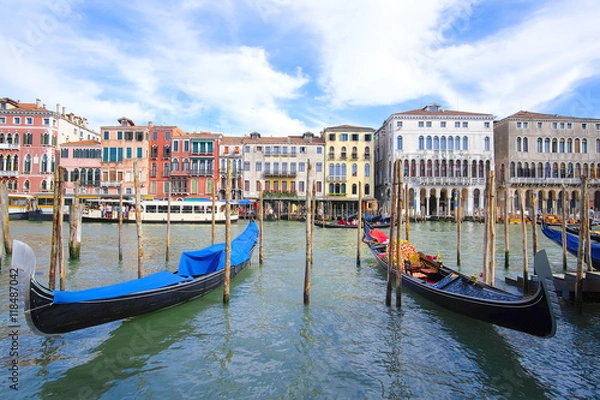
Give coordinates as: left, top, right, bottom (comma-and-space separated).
1, 0, 600, 137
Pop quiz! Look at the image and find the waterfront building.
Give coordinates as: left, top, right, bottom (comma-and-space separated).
184, 131, 221, 199
0, 97, 98, 193
375, 103, 495, 219
59, 139, 102, 195
242, 131, 325, 204
99, 117, 150, 196
494, 110, 600, 216
220, 135, 244, 200
148, 125, 185, 199
322, 125, 377, 215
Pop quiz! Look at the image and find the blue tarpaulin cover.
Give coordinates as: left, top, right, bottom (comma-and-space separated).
52, 221, 259, 304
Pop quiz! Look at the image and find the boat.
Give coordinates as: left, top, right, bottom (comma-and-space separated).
541, 222, 600, 270
82, 198, 239, 224
7, 193, 37, 220
363, 222, 558, 337
315, 214, 391, 229
14, 221, 259, 335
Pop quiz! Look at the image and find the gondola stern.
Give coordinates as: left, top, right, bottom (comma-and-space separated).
11, 240, 48, 335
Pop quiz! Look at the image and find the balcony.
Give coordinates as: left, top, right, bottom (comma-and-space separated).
101, 181, 123, 187
0, 171, 18, 178
190, 168, 214, 177
0, 143, 19, 150
326, 175, 347, 182
263, 171, 297, 178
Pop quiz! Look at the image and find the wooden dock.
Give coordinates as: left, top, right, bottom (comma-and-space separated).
505, 271, 600, 303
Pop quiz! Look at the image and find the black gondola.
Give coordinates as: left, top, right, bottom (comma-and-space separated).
14, 221, 259, 335
541, 222, 600, 270
363, 222, 558, 338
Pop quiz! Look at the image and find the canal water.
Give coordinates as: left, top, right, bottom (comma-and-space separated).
1, 220, 598, 399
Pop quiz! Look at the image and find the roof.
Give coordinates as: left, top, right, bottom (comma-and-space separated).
499, 110, 600, 122
61, 139, 101, 146
392, 106, 493, 118
322, 124, 375, 132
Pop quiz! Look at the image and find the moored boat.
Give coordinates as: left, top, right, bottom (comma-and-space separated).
363, 222, 558, 337
14, 221, 259, 334
82, 198, 239, 224
7, 193, 37, 220
541, 222, 600, 270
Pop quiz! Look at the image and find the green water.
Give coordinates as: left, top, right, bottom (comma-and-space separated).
1, 220, 598, 399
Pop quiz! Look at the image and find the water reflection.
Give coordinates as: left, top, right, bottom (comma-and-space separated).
1, 220, 599, 398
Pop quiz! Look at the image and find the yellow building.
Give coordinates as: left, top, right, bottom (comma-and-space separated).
322, 125, 375, 199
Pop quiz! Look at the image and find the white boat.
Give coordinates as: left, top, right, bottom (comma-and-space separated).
82, 198, 239, 223
8, 194, 37, 220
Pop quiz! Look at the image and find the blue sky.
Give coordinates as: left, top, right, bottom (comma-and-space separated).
1, 0, 600, 136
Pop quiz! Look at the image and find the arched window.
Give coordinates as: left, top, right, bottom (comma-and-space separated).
484, 137, 490, 151
426, 136, 432, 150
172, 158, 180, 172
441, 136, 446, 150
448, 136, 454, 150
24, 154, 31, 173
433, 136, 439, 150
397, 135, 403, 150
352, 163, 357, 177
418, 136, 424, 150
364, 163, 370, 177
41, 154, 48, 172
462, 136, 468, 150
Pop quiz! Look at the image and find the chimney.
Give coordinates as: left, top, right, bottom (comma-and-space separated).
56, 103, 60, 114
36, 98, 41, 108
62, 106, 66, 115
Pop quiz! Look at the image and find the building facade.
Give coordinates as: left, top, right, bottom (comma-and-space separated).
59, 139, 102, 195
99, 118, 150, 196
375, 103, 495, 219
242, 131, 325, 200
494, 110, 600, 216
0, 97, 98, 194
220, 136, 244, 200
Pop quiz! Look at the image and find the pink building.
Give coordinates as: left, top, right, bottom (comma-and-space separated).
0, 97, 98, 194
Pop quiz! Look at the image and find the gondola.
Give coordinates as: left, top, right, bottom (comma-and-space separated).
363, 222, 558, 338
565, 225, 600, 242
541, 222, 600, 270
14, 221, 259, 335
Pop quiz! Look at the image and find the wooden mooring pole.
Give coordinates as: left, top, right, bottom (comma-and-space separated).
531, 191, 538, 255
395, 165, 403, 308
504, 186, 510, 269
520, 190, 529, 293
49, 165, 62, 289
574, 177, 588, 313
223, 159, 232, 304
356, 183, 362, 265
561, 185, 568, 271
166, 180, 172, 262
0, 183, 11, 264
304, 161, 312, 305
69, 180, 82, 260
456, 190, 462, 266
386, 160, 399, 307
212, 181, 217, 245
134, 160, 145, 278
488, 171, 496, 286
259, 181, 264, 264
118, 182, 124, 261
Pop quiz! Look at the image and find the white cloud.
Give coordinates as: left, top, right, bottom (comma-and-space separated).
1, 0, 600, 136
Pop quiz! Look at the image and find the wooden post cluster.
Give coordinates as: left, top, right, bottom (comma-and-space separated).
519, 190, 529, 293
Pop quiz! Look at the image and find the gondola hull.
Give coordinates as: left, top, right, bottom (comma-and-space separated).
363, 223, 558, 338
26, 261, 250, 335
541, 222, 600, 270
15, 222, 258, 335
